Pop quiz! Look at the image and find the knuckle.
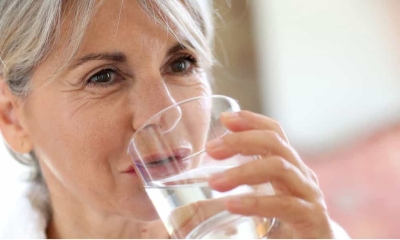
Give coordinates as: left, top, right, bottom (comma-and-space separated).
308, 169, 320, 185
316, 188, 325, 199
270, 119, 282, 131
312, 200, 329, 215
265, 130, 280, 141
264, 117, 284, 134
257, 131, 279, 153
314, 192, 328, 209
265, 130, 285, 148
279, 196, 297, 212
270, 156, 292, 176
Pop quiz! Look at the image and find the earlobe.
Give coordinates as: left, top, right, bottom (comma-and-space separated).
0, 78, 33, 154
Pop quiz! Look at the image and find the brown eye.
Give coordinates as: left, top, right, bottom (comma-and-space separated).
171, 59, 190, 73
166, 54, 198, 75
89, 70, 115, 83
86, 68, 124, 87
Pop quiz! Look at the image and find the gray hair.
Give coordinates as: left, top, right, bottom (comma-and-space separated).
0, 0, 214, 177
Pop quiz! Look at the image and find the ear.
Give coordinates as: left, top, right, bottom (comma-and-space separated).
0, 78, 33, 154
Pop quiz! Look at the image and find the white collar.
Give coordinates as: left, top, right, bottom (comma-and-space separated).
0, 179, 50, 238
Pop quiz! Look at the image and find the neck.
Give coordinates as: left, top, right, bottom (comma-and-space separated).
41, 171, 168, 238
46, 203, 140, 238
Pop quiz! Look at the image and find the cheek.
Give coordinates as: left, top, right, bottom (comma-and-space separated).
168, 73, 212, 101
23, 87, 160, 218
189, 115, 209, 153
174, 79, 212, 146
24, 89, 133, 192
185, 99, 212, 152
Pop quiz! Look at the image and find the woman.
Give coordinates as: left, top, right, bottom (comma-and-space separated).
0, 0, 348, 238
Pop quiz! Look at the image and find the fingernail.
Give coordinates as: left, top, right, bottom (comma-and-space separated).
221, 112, 240, 119
227, 197, 255, 208
206, 138, 224, 150
226, 197, 243, 208
208, 171, 226, 184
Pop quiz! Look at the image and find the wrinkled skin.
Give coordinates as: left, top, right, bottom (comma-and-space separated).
0, 0, 344, 238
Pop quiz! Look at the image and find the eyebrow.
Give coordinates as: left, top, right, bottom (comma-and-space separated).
70, 52, 127, 69
69, 42, 193, 70
167, 43, 187, 55
167, 41, 195, 55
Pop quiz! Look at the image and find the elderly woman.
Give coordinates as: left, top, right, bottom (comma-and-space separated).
0, 0, 347, 238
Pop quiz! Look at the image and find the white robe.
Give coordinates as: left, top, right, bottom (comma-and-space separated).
0, 179, 49, 239
0, 151, 350, 239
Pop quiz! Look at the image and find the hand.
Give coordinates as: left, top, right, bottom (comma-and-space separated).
147, 198, 226, 238
205, 110, 338, 238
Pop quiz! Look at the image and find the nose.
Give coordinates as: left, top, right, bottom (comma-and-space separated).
132, 78, 182, 133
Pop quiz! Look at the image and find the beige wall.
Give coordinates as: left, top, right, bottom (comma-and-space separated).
251, 0, 400, 153
211, 0, 261, 113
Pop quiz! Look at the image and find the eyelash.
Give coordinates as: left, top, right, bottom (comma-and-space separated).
165, 53, 199, 76
85, 67, 124, 88
84, 53, 200, 88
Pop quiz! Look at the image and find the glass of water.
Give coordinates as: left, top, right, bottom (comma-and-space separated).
128, 95, 276, 239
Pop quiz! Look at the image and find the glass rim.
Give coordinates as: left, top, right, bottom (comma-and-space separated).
127, 94, 239, 153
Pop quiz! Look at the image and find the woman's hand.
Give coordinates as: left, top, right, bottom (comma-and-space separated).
205, 110, 340, 238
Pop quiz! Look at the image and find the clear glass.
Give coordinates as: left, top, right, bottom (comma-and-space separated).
128, 95, 276, 239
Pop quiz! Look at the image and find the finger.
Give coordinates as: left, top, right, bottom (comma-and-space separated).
220, 110, 289, 143
208, 156, 319, 201
225, 195, 331, 238
207, 129, 289, 159
206, 130, 306, 174
169, 198, 226, 238
220, 111, 319, 184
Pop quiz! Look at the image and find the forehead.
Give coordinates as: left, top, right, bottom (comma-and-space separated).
82, 0, 174, 54
61, 0, 178, 60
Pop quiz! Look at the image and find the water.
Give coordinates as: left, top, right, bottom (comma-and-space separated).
145, 167, 275, 239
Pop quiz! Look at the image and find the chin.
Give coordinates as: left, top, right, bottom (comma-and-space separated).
118, 197, 160, 222
124, 208, 160, 222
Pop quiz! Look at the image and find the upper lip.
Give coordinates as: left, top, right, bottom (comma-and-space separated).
122, 165, 136, 173
122, 147, 191, 173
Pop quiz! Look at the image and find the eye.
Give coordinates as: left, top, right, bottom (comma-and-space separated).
171, 60, 188, 73
166, 54, 198, 75
86, 68, 123, 87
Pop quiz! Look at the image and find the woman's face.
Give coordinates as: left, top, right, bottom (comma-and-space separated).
19, 0, 210, 220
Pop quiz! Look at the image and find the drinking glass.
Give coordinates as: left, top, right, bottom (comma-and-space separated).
128, 95, 276, 239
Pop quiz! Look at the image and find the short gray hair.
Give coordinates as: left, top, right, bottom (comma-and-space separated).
0, 0, 214, 175
0, 0, 214, 95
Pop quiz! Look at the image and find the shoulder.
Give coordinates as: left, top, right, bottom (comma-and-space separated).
0, 141, 50, 238
0, 180, 50, 239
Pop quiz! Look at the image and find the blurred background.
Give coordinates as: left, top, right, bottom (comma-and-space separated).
1, 0, 400, 238
211, 0, 400, 238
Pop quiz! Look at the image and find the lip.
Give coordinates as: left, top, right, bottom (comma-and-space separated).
134, 148, 191, 166
122, 165, 136, 174
129, 147, 192, 180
